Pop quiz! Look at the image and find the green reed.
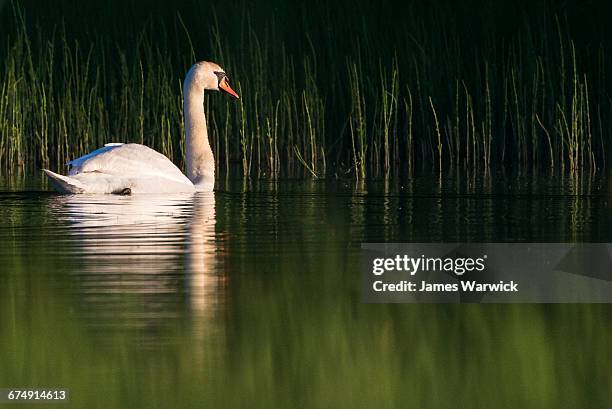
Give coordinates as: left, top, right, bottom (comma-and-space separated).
0, 1, 609, 177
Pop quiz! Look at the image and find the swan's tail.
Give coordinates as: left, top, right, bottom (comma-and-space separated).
43, 169, 85, 193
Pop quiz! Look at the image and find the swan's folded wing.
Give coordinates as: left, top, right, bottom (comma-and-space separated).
67, 143, 193, 186
67, 144, 124, 172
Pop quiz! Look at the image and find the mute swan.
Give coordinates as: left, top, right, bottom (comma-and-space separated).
43, 61, 239, 194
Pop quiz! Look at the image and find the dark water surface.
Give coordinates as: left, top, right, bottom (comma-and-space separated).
1, 172, 612, 408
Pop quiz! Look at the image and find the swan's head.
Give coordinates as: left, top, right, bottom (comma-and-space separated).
187, 61, 240, 99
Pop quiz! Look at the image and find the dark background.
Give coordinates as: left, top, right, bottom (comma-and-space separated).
1, 0, 611, 174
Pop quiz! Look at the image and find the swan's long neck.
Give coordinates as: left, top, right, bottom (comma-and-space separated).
184, 70, 215, 190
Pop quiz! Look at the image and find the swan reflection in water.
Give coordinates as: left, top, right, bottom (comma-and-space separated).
47, 192, 225, 346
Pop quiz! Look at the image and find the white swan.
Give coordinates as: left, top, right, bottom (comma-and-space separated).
43, 61, 239, 194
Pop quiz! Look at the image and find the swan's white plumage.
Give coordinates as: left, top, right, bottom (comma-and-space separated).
47, 143, 195, 194
43, 61, 237, 194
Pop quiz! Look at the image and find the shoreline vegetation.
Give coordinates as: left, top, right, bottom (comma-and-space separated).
0, 1, 610, 178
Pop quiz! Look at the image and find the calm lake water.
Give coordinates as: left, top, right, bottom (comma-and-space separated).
1, 172, 612, 408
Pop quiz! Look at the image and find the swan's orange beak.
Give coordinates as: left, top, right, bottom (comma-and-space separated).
219, 77, 240, 99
